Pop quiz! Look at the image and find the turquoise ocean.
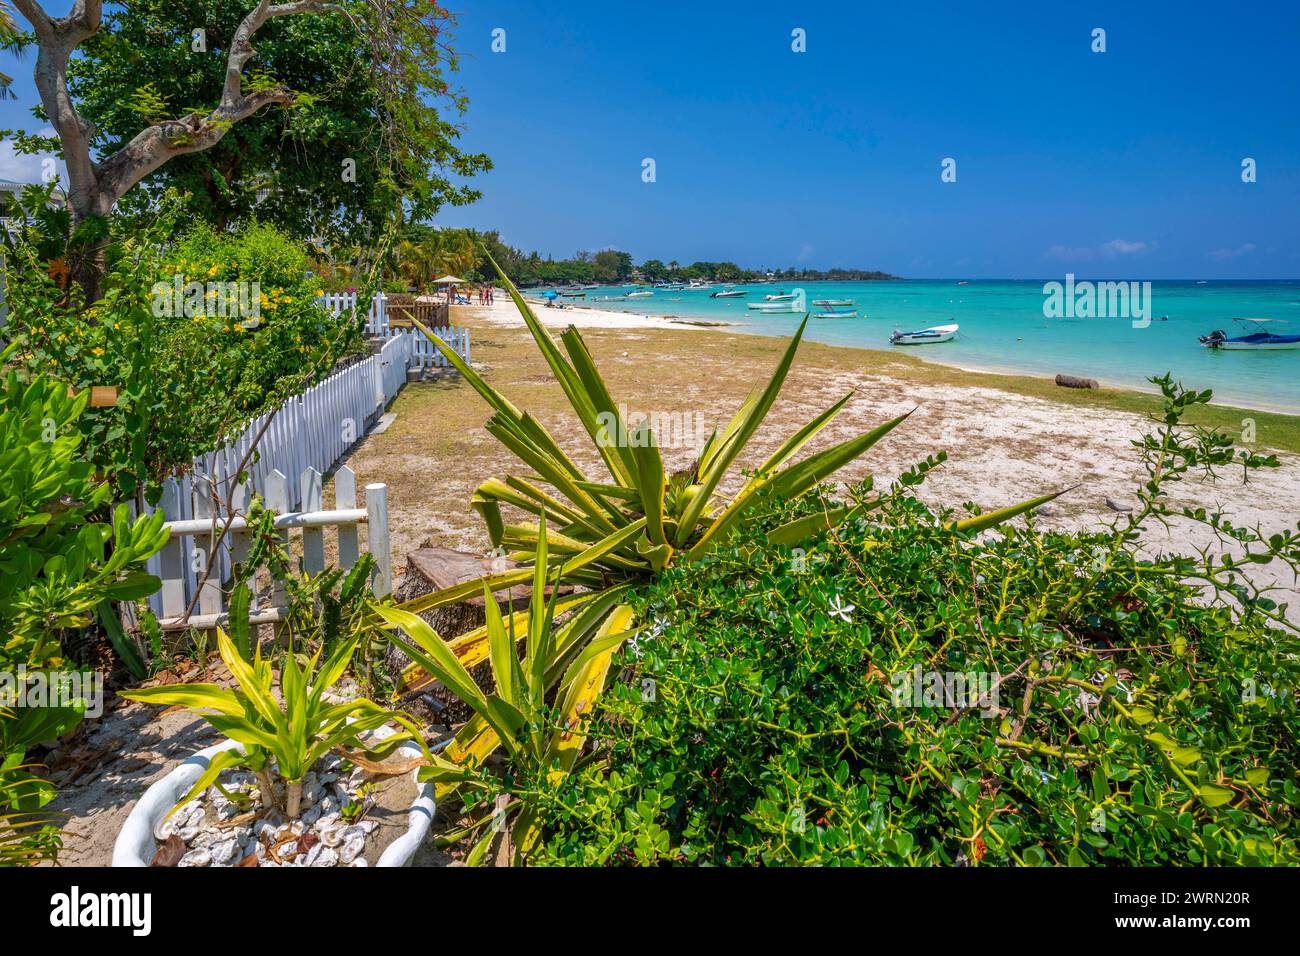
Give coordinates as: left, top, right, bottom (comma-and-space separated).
577, 280, 1300, 413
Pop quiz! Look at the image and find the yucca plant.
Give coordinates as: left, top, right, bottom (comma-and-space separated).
391, 257, 1060, 792
377, 518, 633, 863
122, 630, 438, 819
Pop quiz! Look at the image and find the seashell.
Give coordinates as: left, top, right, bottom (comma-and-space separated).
320, 825, 344, 848
178, 848, 211, 867
310, 847, 339, 867
210, 838, 239, 865
339, 836, 365, 864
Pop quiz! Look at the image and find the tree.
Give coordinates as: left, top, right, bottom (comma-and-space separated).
7, 0, 485, 299
60, 0, 487, 247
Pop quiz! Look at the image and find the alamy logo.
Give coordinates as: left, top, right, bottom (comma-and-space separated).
595, 404, 707, 450
49, 887, 151, 936
891, 664, 999, 716
151, 275, 262, 324
0, 667, 103, 718
1042, 273, 1152, 328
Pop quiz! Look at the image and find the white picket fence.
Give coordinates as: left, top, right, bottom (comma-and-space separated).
132, 291, 470, 631
321, 291, 472, 371
148, 466, 390, 632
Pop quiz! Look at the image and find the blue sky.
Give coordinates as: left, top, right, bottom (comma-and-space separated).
3, 1, 1297, 278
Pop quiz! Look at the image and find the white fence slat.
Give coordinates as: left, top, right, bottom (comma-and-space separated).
192, 476, 224, 619
157, 479, 187, 620
265, 470, 291, 612
365, 483, 391, 597
300, 467, 325, 574
335, 466, 359, 570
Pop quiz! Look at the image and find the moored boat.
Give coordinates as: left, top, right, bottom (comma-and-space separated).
814, 309, 858, 319
711, 288, 746, 298
890, 323, 958, 345
748, 301, 801, 313
1199, 318, 1300, 350
626, 290, 654, 298
812, 298, 854, 307
764, 292, 798, 301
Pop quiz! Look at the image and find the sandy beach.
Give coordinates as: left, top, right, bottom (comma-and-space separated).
345, 298, 1300, 618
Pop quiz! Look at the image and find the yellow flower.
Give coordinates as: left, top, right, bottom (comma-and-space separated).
208, 264, 219, 277
91, 347, 104, 356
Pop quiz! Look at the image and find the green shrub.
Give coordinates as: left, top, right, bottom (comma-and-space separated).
2, 196, 365, 503
531, 383, 1300, 866
0, 351, 169, 864
0, 355, 168, 672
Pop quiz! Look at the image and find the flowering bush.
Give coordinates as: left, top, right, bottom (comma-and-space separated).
3, 199, 364, 503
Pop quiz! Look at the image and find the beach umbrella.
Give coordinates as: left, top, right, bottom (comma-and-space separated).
434, 275, 465, 303
543, 290, 558, 299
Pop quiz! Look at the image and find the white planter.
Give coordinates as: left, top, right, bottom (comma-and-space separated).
112, 726, 435, 867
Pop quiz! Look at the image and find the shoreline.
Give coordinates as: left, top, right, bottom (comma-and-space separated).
504, 296, 1300, 421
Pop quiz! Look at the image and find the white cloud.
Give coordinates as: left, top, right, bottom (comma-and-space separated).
1044, 239, 1156, 261
1206, 243, 1256, 260
0, 126, 66, 186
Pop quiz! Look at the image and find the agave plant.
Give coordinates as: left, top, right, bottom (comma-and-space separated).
382, 258, 1061, 796
122, 630, 439, 819
376, 518, 633, 863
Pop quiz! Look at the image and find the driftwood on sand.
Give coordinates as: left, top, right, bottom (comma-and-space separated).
1055, 374, 1100, 390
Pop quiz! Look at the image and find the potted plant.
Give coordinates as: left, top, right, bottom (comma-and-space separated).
113, 629, 459, 867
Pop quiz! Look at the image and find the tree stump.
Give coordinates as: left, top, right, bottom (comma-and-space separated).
385, 547, 548, 726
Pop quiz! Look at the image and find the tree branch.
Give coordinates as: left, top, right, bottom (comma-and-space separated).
93, 0, 346, 210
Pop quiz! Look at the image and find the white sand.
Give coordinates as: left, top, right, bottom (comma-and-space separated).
463, 295, 725, 331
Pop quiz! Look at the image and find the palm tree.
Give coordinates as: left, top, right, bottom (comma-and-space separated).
0, 1, 20, 100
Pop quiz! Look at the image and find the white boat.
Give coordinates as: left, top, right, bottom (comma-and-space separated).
813, 299, 853, 307
748, 302, 801, 313
764, 292, 798, 301
1199, 318, 1300, 351
814, 309, 858, 319
626, 290, 654, 298
890, 323, 958, 345
711, 289, 746, 298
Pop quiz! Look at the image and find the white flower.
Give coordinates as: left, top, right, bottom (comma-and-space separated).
827, 593, 855, 623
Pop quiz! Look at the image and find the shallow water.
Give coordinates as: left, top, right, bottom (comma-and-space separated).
579, 280, 1300, 412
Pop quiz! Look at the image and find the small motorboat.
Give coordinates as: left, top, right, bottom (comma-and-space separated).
711, 289, 746, 298
814, 309, 858, 319
890, 323, 958, 345
956, 280, 970, 286
1199, 318, 1300, 350
626, 290, 654, 298
559, 290, 586, 298
813, 298, 854, 307
748, 302, 801, 313
764, 292, 798, 301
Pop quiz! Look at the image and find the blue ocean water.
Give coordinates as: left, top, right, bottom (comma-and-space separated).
578, 280, 1300, 412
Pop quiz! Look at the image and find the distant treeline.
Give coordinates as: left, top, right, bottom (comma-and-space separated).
452, 230, 899, 286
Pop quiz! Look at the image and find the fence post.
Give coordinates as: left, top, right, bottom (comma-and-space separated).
365, 483, 391, 597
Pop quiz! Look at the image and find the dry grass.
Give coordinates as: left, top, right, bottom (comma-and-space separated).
334, 307, 1300, 605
